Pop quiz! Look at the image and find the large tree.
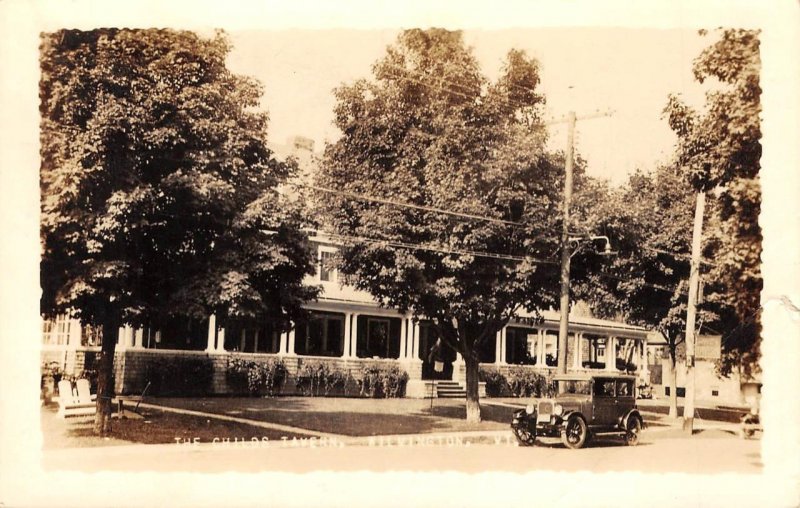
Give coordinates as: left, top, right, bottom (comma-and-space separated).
571, 166, 711, 417
40, 29, 318, 434
664, 29, 762, 377
317, 29, 563, 422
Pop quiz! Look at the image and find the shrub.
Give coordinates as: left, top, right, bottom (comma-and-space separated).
144, 356, 213, 396
295, 361, 348, 396
358, 365, 409, 398
479, 368, 507, 397
227, 357, 288, 396
506, 367, 556, 398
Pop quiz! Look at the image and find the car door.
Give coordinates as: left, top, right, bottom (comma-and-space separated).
591, 378, 617, 427
615, 378, 635, 419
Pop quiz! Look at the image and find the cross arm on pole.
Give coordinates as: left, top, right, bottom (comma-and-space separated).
544, 109, 615, 126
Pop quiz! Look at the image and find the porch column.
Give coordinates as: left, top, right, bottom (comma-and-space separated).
239, 328, 247, 352
286, 328, 296, 356
399, 317, 408, 359
605, 336, 617, 371
206, 315, 217, 352
499, 327, 507, 364
639, 340, 648, 379
278, 330, 289, 355
573, 332, 583, 369
349, 314, 359, 357
215, 326, 226, 352
494, 329, 502, 365
133, 327, 143, 349
412, 321, 420, 360
116, 326, 127, 350
253, 330, 259, 353
67, 320, 81, 349
342, 313, 353, 358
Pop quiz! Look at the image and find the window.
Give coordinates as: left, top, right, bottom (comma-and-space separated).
593, 379, 615, 397
224, 321, 281, 353
357, 315, 401, 359
711, 388, 719, 397
81, 324, 102, 347
617, 380, 633, 397
295, 312, 345, 357
319, 249, 337, 282
505, 327, 537, 365
42, 315, 71, 345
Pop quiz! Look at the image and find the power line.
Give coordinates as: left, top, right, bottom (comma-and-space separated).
292, 181, 526, 227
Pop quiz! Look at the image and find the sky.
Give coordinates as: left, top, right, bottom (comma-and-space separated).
226, 28, 711, 185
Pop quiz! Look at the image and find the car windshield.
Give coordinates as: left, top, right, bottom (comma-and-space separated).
558, 380, 592, 395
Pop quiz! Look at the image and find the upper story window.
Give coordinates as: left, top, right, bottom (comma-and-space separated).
42, 315, 71, 345
319, 248, 338, 282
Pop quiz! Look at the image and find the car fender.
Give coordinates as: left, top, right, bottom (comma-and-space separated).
622, 409, 643, 429
561, 410, 585, 427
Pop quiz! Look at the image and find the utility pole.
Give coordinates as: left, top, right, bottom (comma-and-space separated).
556, 112, 576, 375
683, 190, 706, 433
549, 109, 613, 376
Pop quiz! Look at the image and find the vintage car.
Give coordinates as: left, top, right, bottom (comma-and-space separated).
511, 372, 644, 449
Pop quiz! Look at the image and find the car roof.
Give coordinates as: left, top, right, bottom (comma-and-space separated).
553, 372, 638, 381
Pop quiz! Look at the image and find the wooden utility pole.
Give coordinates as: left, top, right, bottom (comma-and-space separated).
556, 112, 577, 375
551, 109, 613, 376
683, 190, 706, 433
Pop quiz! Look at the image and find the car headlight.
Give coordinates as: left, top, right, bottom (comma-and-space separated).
525, 403, 535, 414
553, 404, 563, 416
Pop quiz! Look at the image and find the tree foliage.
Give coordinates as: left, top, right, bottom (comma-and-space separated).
664, 29, 762, 375
40, 29, 318, 433
317, 29, 563, 421
40, 28, 317, 330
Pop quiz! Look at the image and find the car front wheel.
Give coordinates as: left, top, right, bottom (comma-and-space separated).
561, 416, 588, 449
512, 422, 537, 446
625, 416, 642, 446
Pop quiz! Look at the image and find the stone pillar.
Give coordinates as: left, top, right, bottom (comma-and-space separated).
206, 315, 217, 352
342, 313, 353, 358
606, 336, 617, 371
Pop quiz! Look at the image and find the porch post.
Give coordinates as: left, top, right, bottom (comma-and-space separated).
573, 332, 583, 369
132, 327, 143, 349
286, 328, 296, 356
399, 317, 407, 359
116, 326, 127, 350
412, 321, 420, 360
350, 314, 359, 357
216, 326, 226, 352
605, 336, 617, 371
206, 315, 217, 352
67, 320, 81, 350
494, 329, 502, 365
499, 327, 507, 364
342, 313, 353, 358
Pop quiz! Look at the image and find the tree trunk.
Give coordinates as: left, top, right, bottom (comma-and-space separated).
668, 351, 678, 419
94, 316, 119, 436
464, 354, 481, 423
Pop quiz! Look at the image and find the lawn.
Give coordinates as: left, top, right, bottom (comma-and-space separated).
41, 403, 309, 450
151, 397, 518, 437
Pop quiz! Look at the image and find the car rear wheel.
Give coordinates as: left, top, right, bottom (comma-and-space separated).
561, 416, 587, 449
625, 416, 642, 446
512, 423, 536, 446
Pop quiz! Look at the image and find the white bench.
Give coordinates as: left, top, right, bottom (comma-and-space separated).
56, 379, 96, 418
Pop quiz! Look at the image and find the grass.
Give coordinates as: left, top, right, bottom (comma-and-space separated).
150, 396, 517, 437
41, 403, 308, 450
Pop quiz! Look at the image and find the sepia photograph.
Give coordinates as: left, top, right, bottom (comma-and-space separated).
1, 1, 799, 507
